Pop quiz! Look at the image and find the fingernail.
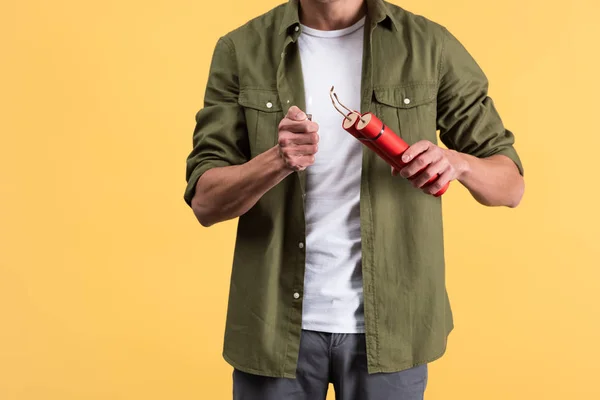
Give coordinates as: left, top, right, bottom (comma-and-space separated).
402, 154, 410, 163
296, 111, 306, 120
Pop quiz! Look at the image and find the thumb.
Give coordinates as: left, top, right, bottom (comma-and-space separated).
287, 105, 307, 121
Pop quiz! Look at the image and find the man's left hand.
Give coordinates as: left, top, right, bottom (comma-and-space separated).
391, 140, 468, 195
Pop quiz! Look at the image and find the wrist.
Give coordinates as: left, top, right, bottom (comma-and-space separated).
268, 145, 295, 176
452, 150, 473, 181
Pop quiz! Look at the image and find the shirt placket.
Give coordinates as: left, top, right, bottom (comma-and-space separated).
359, 16, 381, 373
276, 26, 310, 378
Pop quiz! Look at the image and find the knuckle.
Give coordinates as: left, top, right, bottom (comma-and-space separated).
434, 179, 446, 190
279, 118, 291, 130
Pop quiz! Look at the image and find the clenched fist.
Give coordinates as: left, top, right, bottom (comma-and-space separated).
277, 106, 320, 171
392, 140, 466, 195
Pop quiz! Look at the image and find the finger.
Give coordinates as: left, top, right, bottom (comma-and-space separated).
287, 144, 318, 156
391, 166, 401, 176
285, 154, 315, 171
422, 168, 452, 195
279, 119, 319, 134
279, 131, 319, 147
285, 106, 308, 121
300, 155, 316, 167
281, 154, 301, 171
410, 159, 449, 189
399, 150, 439, 179
401, 140, 432, 164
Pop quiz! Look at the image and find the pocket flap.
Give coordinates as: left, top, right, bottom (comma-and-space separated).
373, 83, 437, 108
238, 88, 283, 112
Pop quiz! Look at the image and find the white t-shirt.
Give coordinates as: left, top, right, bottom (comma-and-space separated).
298, 17, 366, 333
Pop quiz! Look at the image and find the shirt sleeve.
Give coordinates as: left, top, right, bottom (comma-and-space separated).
183, 36, 250, 207
436, 27, 524, 176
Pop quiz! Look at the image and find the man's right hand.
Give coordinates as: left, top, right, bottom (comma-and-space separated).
277, 106, 320, 171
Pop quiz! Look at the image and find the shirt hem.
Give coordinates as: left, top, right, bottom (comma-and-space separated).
224, 324, 453, 379
223, 351, 297, 379
367, 324, 454, 374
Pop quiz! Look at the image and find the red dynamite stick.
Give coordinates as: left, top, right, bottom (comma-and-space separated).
341, 113, 398, 167
355, 112, 449, 197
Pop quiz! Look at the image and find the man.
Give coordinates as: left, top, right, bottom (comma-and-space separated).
184, 0, 524, 398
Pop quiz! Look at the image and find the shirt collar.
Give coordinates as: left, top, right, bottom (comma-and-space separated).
278, 0, 399, 36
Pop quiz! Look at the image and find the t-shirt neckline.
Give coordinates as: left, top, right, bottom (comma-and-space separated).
300, 16, 366, 38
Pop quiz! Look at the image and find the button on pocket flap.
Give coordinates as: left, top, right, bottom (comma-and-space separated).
373, 83, 437, 109
238, 88, 283, 112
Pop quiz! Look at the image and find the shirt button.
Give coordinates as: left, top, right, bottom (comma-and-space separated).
286, 99, 290, 104
403, 98, 411, 105
298, 242, 304, 249
293, 292, 300, 299
266, 102, 273, 109
294, 25, 300, 32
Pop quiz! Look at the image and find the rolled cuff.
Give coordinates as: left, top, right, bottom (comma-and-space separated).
183, 159, 230, 207
482, 146, 524, 176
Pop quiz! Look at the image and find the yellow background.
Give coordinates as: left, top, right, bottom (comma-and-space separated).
2, 0, 599, 399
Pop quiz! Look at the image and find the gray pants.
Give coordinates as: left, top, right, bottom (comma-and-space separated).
233, 330, 428, 400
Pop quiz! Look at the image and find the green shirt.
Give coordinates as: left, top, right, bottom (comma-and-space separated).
184, 0, 523, 378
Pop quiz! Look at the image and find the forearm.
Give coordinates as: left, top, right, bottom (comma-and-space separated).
191, 146, 293, 227
456, 153, 524, 208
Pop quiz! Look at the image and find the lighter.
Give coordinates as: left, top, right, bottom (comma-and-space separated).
329, 87, 449, 197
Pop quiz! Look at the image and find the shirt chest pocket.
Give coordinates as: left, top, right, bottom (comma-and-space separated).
372, 83, 438, 145
238, 88, 284, 158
